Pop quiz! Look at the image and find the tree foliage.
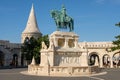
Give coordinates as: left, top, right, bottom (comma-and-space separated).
21, 35, 49, 65
111, 23, 120, 51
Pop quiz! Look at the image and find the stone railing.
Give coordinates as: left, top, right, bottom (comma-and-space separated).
79, 42, 114, 49
0, 40, 21, 49
28, 65, 101, 76
50, 66, 100, 75
28, 65, 44, 74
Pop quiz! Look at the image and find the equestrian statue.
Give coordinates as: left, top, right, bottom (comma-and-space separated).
51, 5, 74, 32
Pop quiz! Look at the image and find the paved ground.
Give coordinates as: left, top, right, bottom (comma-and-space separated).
0, 68, 120, 80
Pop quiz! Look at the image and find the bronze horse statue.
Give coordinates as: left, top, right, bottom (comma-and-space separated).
51, 6, 74, 32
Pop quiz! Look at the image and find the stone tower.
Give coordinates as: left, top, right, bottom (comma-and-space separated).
21, 4, 42, 43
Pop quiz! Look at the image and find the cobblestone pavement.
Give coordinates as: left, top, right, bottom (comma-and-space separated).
0, 68, 120, 80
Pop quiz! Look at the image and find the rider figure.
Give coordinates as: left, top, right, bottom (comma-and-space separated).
61, 5, 66, 24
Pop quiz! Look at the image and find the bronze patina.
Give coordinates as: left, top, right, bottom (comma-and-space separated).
51, 5, 74, 32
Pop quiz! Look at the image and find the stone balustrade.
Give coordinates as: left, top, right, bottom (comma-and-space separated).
0, 40, 21, 49
79, 42, 114, 49
28, 65, 101, 76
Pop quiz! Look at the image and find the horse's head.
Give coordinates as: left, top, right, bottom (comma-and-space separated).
51, 10, 56, 18
51, 10, 60, 19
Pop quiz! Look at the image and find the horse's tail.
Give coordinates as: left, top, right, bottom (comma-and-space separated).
71, 19, 74, 31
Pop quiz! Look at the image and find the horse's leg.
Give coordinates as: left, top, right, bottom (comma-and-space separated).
68, 22, 71, 32
70, 20, 73, 31
65, 22, 67, 29
69, 21, 73, 32
56, 21, 59, 31
71, 19, 74, 30
57, 21, 61, 31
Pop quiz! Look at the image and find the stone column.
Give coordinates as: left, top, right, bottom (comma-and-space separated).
48, 52, 54, 66
81, 51, 88, 66
40, 50, 48, 66
64, 38, 69, 48
100, 57, 103, 68
110, 57, 113, 68
54, 38, 58, 47
74, 38, 79, 48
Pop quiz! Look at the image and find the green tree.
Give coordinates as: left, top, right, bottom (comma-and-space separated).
36, 35, 49, 63
21, 37, 38, 65
21, 35, 49, 66
111, 22, 120, 51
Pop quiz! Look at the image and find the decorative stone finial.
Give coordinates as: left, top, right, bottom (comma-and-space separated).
31, 56, 36, 65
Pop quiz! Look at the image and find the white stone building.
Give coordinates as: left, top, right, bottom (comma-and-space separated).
79, 42, 120, 68
0, 40, 21, 67
0, 4, 120, 68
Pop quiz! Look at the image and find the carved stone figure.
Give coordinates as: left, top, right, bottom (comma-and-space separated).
41, 41, 47, 49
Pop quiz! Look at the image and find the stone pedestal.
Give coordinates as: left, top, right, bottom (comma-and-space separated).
28, 31, 100, 76
40, 50, 49, 66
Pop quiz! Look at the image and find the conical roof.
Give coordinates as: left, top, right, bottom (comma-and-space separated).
22, 4, 41, 34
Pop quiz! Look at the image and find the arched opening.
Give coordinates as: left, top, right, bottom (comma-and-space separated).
68, 39, 74, 48
89, 52, 99, 66
103, 54, 110, 68
113, 52, 120, 68
11, 54, 18, 67
24, 37, 29, 43
58, 38, 65, 47
0, 51, 4, 66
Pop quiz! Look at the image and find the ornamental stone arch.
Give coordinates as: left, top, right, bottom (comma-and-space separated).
102, 54, 110, 68
88, 52, 100, 66
11, 54, 18, 67
112, 52, 120, 68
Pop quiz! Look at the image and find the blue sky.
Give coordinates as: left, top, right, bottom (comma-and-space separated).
0, 0, 120, 43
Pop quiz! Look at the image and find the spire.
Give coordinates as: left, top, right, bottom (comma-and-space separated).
22, 4, 41, 34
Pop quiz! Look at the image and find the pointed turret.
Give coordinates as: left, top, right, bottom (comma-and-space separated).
21, 4, 42, 43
